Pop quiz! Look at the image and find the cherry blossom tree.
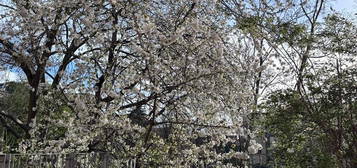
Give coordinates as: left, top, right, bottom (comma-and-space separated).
0, 0, 259, 166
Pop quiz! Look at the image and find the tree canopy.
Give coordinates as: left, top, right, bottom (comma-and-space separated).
0, 0, 356, 167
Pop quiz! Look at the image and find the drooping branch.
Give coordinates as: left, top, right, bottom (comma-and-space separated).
0, 111, 28, 131
0, 117, 20, 139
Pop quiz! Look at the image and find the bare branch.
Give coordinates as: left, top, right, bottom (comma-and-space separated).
0, 3, 16, 10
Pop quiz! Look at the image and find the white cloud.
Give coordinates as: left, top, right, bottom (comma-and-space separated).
0, 71, 20, 83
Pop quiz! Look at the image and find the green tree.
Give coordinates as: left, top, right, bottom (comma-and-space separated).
263, 68, 357, 167
0, 82, 29, 151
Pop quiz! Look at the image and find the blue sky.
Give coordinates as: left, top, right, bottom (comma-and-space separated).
0, 71, 20, 83
333, 0, 357, 14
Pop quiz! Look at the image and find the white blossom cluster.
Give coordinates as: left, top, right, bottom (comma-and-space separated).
247, 140, 263, 155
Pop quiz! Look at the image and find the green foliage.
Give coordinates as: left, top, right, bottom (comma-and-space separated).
0, 83, 74, 151
263, 69, 357, 167
271, 22, 308, 46
0, 82, 29, 118
264, 90, 337, 167
0, 82, 29, 152
319, 14, 357, 54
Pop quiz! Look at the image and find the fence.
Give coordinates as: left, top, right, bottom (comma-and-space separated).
0, 153, 271, 168
0, 153, 136, 168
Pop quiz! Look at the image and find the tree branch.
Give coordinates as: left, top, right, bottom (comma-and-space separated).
0, 117, 20, 139
155, 121, 231, 129
0, 110, 28, 132
0, 3, 16, 10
